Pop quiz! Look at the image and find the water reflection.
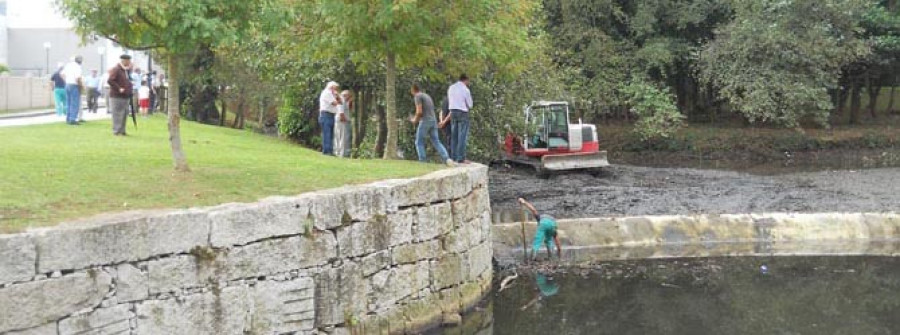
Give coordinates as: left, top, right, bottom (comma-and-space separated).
490, 256, 900, 335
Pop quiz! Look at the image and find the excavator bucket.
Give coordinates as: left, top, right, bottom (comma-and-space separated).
540, 151, 610, 171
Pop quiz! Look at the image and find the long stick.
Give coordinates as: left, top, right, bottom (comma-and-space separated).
130, 95, 137, 128
521, 208, 528, 264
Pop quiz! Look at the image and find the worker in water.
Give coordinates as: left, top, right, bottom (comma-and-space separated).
517, 197, 562, 260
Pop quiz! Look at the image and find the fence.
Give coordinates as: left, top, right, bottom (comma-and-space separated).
0, 76, 53, 112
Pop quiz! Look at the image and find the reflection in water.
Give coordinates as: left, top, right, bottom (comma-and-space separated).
489, 256, 900, 335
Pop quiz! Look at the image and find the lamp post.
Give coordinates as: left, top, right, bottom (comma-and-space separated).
43, 42, 51, 76
98, 46, 107, 109
98, 46, 105, 72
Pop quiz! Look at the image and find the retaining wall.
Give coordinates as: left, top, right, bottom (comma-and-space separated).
0, 76, 53, 112
494, 213, 900, 264
0, 165, 492, 335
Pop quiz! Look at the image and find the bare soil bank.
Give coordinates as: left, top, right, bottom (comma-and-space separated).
489, 165, 900, 220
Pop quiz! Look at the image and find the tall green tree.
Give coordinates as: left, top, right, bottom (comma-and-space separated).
295, 0, 538, 159
58, 0, 267, 171
698, 0, 873, 128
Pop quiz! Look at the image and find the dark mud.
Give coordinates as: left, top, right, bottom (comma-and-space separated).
489, 164, 900, 221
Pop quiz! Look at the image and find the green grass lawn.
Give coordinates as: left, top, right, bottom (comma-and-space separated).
0, 115, 439, 233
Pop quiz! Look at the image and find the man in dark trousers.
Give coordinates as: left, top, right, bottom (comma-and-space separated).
107, 54, 134, 136
518, 197, 562, 260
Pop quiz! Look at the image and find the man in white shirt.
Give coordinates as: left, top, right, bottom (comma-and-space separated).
445, 74, 473, 163
318, 81, 342, 155
62, 55, 84, 125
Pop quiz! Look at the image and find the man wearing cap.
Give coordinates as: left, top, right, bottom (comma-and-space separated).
107, 54, 134, 136
318, 81, 342, 155
62, 55, 84, 125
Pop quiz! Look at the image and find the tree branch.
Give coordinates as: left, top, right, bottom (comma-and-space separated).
135, 8, 161, 30
102, 34, 163, 51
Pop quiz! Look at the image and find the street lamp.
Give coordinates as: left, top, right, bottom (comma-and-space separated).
43, 42, 51, 76
97, 46, 106, 71
98, 46, 107, 108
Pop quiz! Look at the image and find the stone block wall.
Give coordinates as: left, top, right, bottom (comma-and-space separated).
493, 212, 900, 265
0, 165, 492, 335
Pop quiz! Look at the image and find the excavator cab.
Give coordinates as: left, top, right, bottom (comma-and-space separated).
525, 103, 570, 150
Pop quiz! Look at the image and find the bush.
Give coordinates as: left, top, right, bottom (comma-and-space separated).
277, 91, 320, 148
620, 81, 685, 141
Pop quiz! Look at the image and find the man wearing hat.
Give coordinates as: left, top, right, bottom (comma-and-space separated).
62, 55, 84, 125
107, 54, 134, 136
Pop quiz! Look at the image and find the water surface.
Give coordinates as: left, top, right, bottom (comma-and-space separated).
484, 256, 900, 334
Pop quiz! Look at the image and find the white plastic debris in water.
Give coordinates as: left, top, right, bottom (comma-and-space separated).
760, 265, 769, 274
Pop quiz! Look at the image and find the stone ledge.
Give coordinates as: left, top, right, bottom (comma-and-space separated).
0, 234, 36, 285
0, 164, 492, 335
33, 209, 210, 273
493, 212, 900, 264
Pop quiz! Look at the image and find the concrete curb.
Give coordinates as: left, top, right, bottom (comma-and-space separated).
0, 110, 54, 120
493, 212, 900, 264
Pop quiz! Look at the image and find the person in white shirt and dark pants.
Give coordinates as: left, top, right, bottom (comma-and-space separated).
318, 81, 342, 155
444, 74, 473, 163
62, 56, 84, 125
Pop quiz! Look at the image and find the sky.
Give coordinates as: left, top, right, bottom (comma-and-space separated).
6, 0, 72, 29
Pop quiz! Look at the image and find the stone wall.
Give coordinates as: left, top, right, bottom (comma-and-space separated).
494, 213, 900, 264
0, 165, 492, 335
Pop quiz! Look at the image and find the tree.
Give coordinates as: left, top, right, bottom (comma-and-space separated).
295, 0, 538, 159
58, 0, 266, 171
698, 0, 873, 128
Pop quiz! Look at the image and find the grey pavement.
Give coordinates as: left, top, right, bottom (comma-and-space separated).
0, 107, 110, 128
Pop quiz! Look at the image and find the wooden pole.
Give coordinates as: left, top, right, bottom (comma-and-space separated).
520, 208, 528, 264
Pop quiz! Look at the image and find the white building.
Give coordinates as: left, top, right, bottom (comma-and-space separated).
0, 0, 153, 77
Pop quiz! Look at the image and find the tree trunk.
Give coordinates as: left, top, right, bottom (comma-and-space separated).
257, 97, 266, 131
233, 95, 245, 129
886, 85, 897, 114
867, 83, 880, 119
167, 54, 190, 172
849, 81, 863, 125
375, 104, 387, 158
382, 51, 400, 159
355, 89, 369, 149
219, 95, 227, 127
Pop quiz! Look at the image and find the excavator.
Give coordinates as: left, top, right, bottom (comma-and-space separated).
502, 101, 609, 176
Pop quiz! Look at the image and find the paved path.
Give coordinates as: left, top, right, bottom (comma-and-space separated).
0, 108, 110, 128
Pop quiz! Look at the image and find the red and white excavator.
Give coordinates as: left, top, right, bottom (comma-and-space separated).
502, 101, 609, 175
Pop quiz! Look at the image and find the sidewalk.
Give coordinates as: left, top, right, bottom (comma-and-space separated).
0, 107, 110, 128
0, 109, 55, 120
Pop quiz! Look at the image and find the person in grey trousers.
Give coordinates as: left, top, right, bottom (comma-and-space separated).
107, 54, 134, 136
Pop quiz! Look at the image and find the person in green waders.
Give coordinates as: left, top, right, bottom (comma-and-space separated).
518, 197, 562, 260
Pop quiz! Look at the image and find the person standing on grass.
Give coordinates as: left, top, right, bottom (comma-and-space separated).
446, 74, 473, 163
319, 81, 342, 156
49, 65, 67, 117
411, 84, 455, 166
130, 68, 142, 115
138, 81, 151, 116
107, 54, 134, 136
85, 70, 101, 114
334, 90, 354, 158
62, 55, 84, 125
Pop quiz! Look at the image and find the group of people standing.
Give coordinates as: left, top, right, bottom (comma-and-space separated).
49, 53, 163, 136
317, 74, 474, 165
49, 55, 88, 125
